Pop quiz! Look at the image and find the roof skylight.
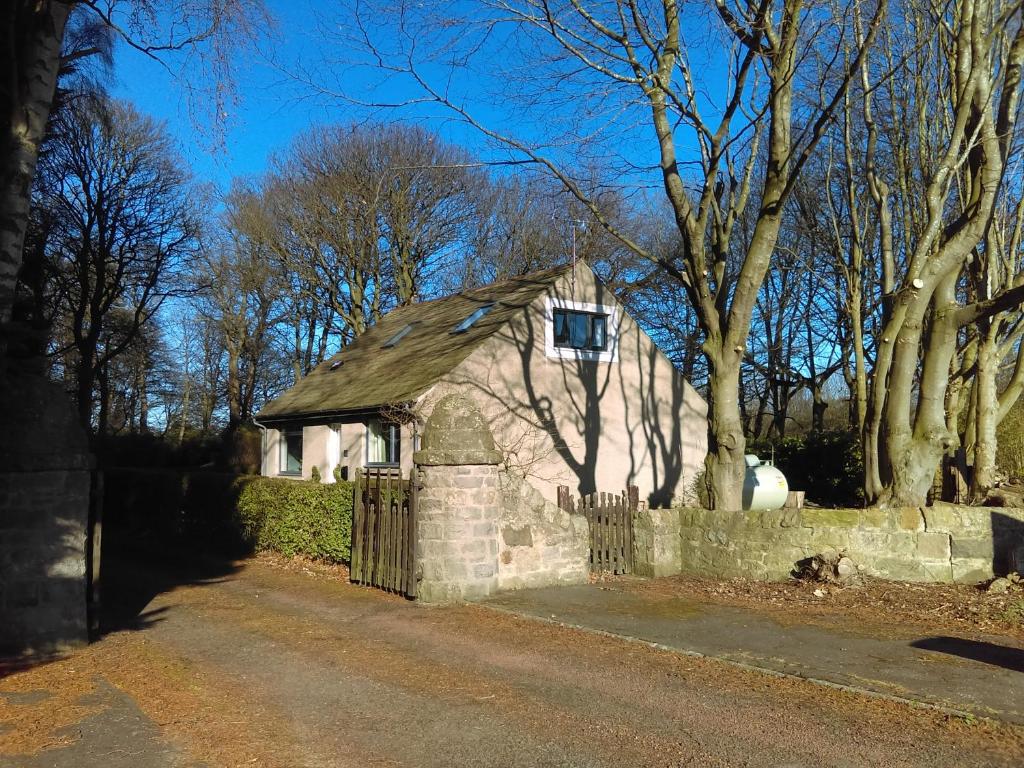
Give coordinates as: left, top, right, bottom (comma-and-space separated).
451, 303, 495, 334
382, 323, 415, 348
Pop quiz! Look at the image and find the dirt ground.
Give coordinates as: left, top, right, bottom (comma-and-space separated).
2, 554, 1023, 767
608, 570, 1024, 642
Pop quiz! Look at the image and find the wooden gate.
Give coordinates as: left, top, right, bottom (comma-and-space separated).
350, 467, 419, 598
558, 486, 637, 575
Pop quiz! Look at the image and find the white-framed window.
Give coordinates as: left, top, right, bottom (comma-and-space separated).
553, 308, 608, 351
545, 297, 619, 362
366, 418, 401, 466
279, 429, 303, 475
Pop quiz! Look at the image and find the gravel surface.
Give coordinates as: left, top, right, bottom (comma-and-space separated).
607, 571, 1024, 641
2, 555, 1023, 767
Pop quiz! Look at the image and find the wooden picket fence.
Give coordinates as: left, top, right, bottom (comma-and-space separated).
350, 467, 419, 598
558, 485, 638, 575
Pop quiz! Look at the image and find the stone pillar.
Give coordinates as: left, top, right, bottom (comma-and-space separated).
413, 394, 502, 604
0, 370, 92, 656
632, 507, 684, 578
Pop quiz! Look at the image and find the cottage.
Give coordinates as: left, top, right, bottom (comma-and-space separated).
256, 262, 707, 507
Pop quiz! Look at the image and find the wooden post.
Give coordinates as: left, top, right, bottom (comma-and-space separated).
407, 467, 419, 598
351, 470, 364, 583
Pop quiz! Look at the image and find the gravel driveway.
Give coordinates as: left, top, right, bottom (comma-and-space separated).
2, 556, 1022, 767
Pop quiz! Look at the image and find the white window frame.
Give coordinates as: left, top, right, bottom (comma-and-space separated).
366, 418, 401, 467
279, 428, 303, 476
544, 297, 619, 363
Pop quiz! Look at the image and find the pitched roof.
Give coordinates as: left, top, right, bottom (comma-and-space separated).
256, 263, 572, 422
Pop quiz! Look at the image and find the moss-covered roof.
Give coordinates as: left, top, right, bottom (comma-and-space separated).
256, 264, 571, 422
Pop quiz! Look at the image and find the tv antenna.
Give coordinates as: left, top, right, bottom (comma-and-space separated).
553, 214, 587, 299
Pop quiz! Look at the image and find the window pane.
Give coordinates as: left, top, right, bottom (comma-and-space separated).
570, 312, 589, 348
367, 420, 385, 463
389, 423, 401, 465
592, 316, 606, 350
282, 431, 302, 474
368, 419, 400, 465
554, 310, 570, 345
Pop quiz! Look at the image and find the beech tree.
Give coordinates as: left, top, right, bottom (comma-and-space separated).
0, 0, 268, 359
35, 96, 197, 432
326, 0, 886, 508
835, 0, 1024, 506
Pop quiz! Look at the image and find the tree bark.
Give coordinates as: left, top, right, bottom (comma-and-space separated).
705, 354, 746, 511
970, 320, 1000, 499
0, 2, 70, 335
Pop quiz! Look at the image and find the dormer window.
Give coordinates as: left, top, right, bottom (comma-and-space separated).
451, 303, 495, 333
553, 309, 608, 352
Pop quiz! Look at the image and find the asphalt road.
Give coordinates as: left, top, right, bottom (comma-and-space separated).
2, 558, 1022, 767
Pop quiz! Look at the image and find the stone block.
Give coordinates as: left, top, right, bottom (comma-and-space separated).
759, 509, 800, 529
472, 563, 495, 579
462, 539, 487, 557
951, 558, 993, 584
950, 536, 993, 560
419, 522, 444, 541
848, 529, 894, 554
502, 525, 533, 547
859, 508, 888, 529
801, 508, 860, 528
922, 503, 968, 533
455, 475, 483, 489
916, 531, 951, 560
898, 508, 925, 531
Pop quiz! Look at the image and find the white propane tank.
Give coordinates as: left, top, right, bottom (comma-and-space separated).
742, 454, 789, 511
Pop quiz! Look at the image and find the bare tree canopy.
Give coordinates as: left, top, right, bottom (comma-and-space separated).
0, 0, 270, 357
31, 95, 198, 433
301, 0, 886, 508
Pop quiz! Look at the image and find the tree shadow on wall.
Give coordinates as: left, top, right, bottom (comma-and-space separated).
450, 284, 610, 497
450, 276, 699, 503
620, 336, 693, 509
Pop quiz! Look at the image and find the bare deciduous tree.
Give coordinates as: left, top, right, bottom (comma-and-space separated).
36, 96, 197, 433
323, 0, 885, 508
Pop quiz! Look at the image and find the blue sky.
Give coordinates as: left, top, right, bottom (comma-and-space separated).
107, 0, 693, 195
111, 1, 332, 189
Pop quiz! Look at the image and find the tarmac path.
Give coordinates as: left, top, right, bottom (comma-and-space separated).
1, 558, 1022, 767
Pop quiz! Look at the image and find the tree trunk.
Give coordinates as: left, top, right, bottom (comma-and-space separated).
971, 321, 1000, 499
178, 374, 191, 445
226, 345, 242, 429
811, 383, 828, 433
97, 363, 110, 437
0, 2, 70, 333
705, 354, 746, 511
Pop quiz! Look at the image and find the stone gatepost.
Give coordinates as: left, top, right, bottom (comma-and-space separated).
413, 394, 502, 603
0, 370, 92, 655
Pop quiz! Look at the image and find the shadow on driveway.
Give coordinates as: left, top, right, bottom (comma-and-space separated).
911, 637, 1024, 673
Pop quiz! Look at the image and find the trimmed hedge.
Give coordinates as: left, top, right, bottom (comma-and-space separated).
104, 468, 354, 563
236, 476, 353, 560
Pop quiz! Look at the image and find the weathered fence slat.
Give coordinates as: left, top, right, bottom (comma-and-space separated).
349, 467, 419, 598
558, 484, 637, 575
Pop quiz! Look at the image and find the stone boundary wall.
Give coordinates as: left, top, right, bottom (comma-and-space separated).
496, 470, 589, 590
0, 373, 92, 656
633, 504, 1024, 584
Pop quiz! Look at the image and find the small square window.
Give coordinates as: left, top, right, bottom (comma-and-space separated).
280, 430, 302, 475
553, 309, 609, 352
